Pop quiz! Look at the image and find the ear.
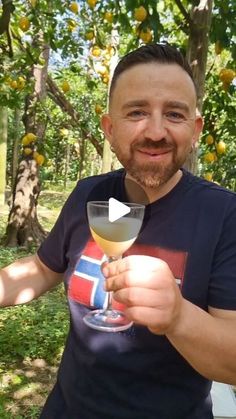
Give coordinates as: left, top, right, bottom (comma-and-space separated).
100, 114, 113, 144
192, 112, 204, 147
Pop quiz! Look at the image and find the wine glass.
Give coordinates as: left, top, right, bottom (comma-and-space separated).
83, 200, 145, 332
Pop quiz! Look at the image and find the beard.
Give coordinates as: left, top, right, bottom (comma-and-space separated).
112, 138, 190, 189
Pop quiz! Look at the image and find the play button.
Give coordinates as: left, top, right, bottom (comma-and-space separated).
86, 176, 150, 247
108, 198, 130, 222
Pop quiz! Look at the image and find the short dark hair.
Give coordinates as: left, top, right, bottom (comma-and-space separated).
109, 43, 196, 101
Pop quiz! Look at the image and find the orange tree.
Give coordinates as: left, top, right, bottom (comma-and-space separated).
0, 0, 106, 245
199, 59, 235, 190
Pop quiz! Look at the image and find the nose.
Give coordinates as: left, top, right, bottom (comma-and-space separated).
143, 112, 167, 141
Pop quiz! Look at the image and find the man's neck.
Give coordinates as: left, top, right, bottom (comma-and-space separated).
125, 170, 183, 204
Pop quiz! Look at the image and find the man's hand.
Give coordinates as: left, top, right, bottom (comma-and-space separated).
102, 255, 183, 335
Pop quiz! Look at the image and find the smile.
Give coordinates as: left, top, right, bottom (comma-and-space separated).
136, 148, 172, 160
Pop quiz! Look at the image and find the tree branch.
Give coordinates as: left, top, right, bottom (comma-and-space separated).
9, 32, 103, 157
174, 0, 192, 26
46, 75, 103, 157
0, 0, 15, 57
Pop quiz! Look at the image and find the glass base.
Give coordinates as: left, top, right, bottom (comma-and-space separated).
83, 309, 133, 332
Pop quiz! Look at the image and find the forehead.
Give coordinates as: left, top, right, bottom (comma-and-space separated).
110, 62, 196, 108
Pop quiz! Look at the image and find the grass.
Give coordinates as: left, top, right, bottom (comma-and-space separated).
0, 190, 71, 418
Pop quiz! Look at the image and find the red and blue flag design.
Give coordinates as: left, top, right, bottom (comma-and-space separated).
68, 240, 187, 309
68, 240, 108, 309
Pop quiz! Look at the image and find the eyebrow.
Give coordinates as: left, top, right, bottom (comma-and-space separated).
121, 100, 191, 114
165, 101, 190, 114
121, 100, 149, 111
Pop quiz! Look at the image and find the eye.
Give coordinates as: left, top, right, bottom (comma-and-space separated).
126, 110, 148, 120
165, 111, 186, 123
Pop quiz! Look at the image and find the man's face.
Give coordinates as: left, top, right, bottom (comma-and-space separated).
101, 62, 203, 190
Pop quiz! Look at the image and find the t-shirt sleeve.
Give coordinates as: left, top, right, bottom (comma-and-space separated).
37, 183, 83, 273
208, 195, 236, 309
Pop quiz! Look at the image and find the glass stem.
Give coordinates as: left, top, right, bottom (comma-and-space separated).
106, 255, 121, 311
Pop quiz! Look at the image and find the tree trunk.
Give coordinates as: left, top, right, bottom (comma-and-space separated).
11, 108, 21, 191
64, 142, 70, 189
0, 106, 8, 205
5, 159, 45, 247
4, 42, 50, 247
102, 29, 120, 174
77, 135, 85, 180
184, 0, 213, 173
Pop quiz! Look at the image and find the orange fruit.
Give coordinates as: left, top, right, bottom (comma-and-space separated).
67, 19, 77, 31
102, 75, 109, 84
22, 133, 36, 145
19, 16, 31, 32
205, 134, 214, 145
139, 28, 152, 43
27, 133, 37, 142
216, 140, 226, 154
87, 0, 97, 8
17, 76, 26, 90
35, 154, 45, 166
95, 104, 102, 114
204, 172, 213, 181
69, 2, 79, 14
22, 135, 31, 146
24, 147, 33, 155
85, 31, 94, 41
10, 80, 18, 89
204, 152, 215, 163
134, 6, 148, 22
104, 11, 113, 23
91, 45, 101, 57
219, 68, 235, 84
61, 81, 70, 93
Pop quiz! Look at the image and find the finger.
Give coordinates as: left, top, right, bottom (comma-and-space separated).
101, 260, 108, 271
124, 306, 174, 333
112, 287, 175, 308
105, 269, 166, 291
102, 255, 168, 279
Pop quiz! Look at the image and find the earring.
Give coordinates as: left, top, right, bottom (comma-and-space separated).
110, 145, 115, 153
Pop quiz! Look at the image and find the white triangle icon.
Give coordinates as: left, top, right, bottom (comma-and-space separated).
108, 198, 130, 223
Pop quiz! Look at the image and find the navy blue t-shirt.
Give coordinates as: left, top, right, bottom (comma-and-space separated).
38, 169, 236, 419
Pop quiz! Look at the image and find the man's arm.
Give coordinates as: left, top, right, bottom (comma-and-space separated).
103, 255, 236, 384
0, 254, 64, 307
166, 302, 236, 384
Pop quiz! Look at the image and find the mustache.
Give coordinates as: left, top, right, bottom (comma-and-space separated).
132, 138, 175, 151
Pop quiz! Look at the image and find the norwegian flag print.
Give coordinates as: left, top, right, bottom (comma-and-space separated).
68, 240, 108, 309
68, 240, 187, 310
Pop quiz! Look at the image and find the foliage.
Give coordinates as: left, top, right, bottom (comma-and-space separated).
0, 204, 69, 417
0, 286, 68, 363
198, 48, 236, 189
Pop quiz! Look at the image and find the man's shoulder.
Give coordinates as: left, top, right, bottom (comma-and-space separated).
184, 170, 236, 202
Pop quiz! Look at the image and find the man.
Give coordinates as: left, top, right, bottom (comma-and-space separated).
1, 44, 236, 419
